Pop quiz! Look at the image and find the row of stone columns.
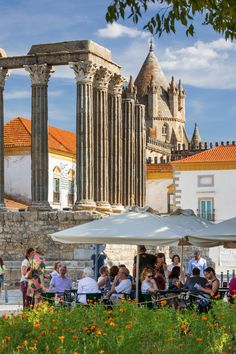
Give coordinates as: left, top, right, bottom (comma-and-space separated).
0, 61, 146, 212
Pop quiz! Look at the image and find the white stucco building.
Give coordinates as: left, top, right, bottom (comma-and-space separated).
172, 144, 236, 272
4, 117, 76, 209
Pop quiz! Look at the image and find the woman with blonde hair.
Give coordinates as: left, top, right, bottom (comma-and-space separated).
141, 267, 158, 294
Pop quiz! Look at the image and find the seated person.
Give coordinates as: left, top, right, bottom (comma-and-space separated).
109, 267, 132, 299
50, 264, 72, 298
184, 267, 207, 292
141, 267, 157, 294
119, 264, 133, 282
97, 266, 109, 290
50, 261, 61, 278
77, 267, 100, 304
197, 267, 219, 297
229, 277, 236, 297
168, 266, 181, 291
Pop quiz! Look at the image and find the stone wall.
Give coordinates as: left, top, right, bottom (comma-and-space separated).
0, 210, 101, 286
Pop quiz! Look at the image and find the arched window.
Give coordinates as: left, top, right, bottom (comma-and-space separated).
68, 169, 75, 206
53, 166, 61, 204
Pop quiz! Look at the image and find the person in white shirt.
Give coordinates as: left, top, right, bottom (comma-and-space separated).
187, 250, 207, 278
141, 267, 158, 294
20, 247, 34, 308
109, 267, 132, 299
77, 267, 100, 304
50, 261, 61, 278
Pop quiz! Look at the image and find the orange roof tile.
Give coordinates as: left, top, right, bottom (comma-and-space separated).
172, 145, 236, 164
147, 163, 173, 172
4, 117, 76, 155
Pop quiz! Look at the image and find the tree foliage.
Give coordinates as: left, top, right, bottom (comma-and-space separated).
106, 0, 236, 40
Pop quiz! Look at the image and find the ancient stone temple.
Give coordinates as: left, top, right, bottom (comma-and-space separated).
0, 40, 146, 214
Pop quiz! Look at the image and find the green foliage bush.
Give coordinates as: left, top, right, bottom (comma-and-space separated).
0, 301, 235, 353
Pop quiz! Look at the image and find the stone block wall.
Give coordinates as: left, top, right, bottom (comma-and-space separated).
0, 210, 101, 286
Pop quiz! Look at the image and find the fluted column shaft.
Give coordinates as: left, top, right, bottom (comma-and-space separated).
25, 64, 53, 211
135, 104, 146, 206
108, 74, 126, 212
70, 61, 97, 210
122, 99, 135, 207
94, 67, 112, 212
0, 68, 8, 211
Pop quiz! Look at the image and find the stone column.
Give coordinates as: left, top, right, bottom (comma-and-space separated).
108, 74, 126, 213
0, 67, 9, 211
25, 64, 53, 211
122, 98, 136, 207
135, 103, 146, 206
93, 67, 112, 212
70, 61, 97, 210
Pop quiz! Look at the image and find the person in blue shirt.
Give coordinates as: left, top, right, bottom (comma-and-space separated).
187, 250, 207, 278
91, 251, 107, 276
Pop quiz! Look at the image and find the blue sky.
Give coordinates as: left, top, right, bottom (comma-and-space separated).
1, 0, 236, 143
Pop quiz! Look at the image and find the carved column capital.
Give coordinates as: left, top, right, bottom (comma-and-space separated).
24, 64, 54, 85
109, 74, 126, 95
0, 68, 10, 88
70, 61, 97, 83
94, 67, 112, 90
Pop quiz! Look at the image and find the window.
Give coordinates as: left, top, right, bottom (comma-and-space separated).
53, 166, 61, 204
198, 199, 214, 221
68, 169, 75, 205
198, 175, 214, 187
162, 123, 169, 142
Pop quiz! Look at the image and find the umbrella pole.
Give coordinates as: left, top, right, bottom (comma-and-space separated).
135, 245, 140, 303
95, 244, 99, 280
181, 242, 184, 274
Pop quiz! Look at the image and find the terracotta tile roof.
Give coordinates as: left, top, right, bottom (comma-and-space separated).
172, 145, 236, 164
147, 163, 173, 172
4, 117, 76, 155
4, 198, 28, 210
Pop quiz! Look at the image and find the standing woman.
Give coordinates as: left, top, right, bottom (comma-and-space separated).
28, 247, 46, 306
20, 248, 34, 308
0, 257, 5, 294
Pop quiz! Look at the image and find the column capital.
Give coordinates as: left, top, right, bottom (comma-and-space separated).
24, 64, 54, 85
70, 61, 97, 83
94, 67, 112, 91
0, 68, 10, 88
108, 74, 126, 95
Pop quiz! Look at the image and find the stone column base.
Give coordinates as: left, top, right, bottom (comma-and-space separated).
111, 204, 125, 213
28, 202, 52, 212
73, 200, 96, 211
96, 201, 112, 212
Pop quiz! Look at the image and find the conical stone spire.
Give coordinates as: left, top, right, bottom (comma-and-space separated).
134, 43, 168, 99
191, 123, 202, 147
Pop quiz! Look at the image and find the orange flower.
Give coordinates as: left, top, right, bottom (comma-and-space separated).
180, 324, 187, 330
5, 336, 11, 342
41, 330, 47, 336
23, 340, 28, 345
16, 345, 24, 350
99, 351, 105, 354
29, 347, 37, 351
201, 315, 207, 321
53, 326, 58, 331
125, 322, 133, 330
33, 323, 40, 329
196, 338, 204, 342
109, 321, 116, 327
31, 339, 38, 344
58, 336, 65, 342
74, 352, 79, 354
160, 300, 167, 306
72, 335, 79, 339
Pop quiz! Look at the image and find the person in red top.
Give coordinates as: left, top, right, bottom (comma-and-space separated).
229, 277, 236, 296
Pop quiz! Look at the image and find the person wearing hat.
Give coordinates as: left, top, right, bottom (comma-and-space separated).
187, 250, 207, 278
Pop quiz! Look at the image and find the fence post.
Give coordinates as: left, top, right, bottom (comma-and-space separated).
220, 272, 223, 287
4, 282, 8, 303
227, 270, 230, 285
